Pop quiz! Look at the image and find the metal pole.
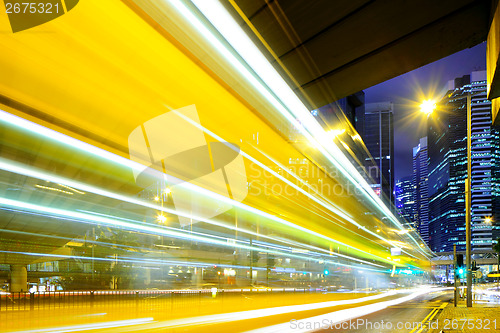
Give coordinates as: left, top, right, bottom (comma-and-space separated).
92, 227, 95, 282
249, 238, 253, 285
453, 244, 458, 307
466, 93, 472, 307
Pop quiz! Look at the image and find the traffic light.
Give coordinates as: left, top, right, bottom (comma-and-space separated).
323, 269, 330, 276
457, 254, 464, 267
456, 254, 465, 278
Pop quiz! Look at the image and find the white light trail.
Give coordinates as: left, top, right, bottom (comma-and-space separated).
173, 0, 429, 257
0, 154, 392, 267
11, 318, 154, 333
247, 288, 445, 332
52, 288, 442, 331
98, 292, 395, 330
0, 196, 383, 270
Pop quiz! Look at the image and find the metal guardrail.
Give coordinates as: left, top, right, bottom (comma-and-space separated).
0, 287, 325, 312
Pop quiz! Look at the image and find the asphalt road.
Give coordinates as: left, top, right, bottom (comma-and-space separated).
320, 290, 452, 333
0, 290, 452, 332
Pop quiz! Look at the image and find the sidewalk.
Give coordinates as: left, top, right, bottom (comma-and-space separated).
428, 300, 500, 332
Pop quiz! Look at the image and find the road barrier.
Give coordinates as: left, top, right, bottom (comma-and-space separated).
0, 287, 328, 312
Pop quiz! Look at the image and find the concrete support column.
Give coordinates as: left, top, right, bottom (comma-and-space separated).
10, 264, 27, 292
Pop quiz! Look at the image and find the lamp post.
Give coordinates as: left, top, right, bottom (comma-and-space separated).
156, 187, 171, 288
465, 92, 472, 307
421, 93, 474, 307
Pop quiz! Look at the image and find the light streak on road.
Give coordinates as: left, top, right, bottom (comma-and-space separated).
76, 210, 383, 269
0, 155, 399, 267
247, 288, 446, 332
173, 109, 424, 261
0, 214, 381, 270
10, 318, 154, 333
176, 0, 428, 257
81, 209, 381, 267
87, 291, 395, 330
0, 197, 385, 271
16, 288, 443, 332
0, 108, 362, 252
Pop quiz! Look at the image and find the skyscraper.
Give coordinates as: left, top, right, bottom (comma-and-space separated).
469, 72, 500, 249
428, 71, 499, 252
413, 137, 429, 245
316, 91, 365, 136
394, 176, 414, 226
364, 102, 395, 206
315, 92, 371, 181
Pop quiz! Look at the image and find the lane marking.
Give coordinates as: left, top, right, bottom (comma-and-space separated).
9, 318, 155, 333
409, 309, 437, 333
411, 302, 448, 333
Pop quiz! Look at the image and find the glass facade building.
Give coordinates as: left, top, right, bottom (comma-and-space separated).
413, 137, 429, 245
428, 71, 499, 252
394, 176, 414, 226
364, 102, 395, 206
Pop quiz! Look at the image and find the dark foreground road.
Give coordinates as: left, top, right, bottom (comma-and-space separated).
320, 290, 451, 333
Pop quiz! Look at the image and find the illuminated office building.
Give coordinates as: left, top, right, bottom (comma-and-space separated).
363, 102, 395, 206
428, 71, 499, 252
413, 137, 429, 245
394, 176, 414, 226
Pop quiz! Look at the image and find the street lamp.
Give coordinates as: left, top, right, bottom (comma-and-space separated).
157, 214, 167, 223
420, 100, 436, 115
420, 93, 475, 307
465, 92, 473, 308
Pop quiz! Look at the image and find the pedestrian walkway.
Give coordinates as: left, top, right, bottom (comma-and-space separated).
428, 300, 500, 332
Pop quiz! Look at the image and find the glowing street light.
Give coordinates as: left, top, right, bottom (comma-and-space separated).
157, 214, 167, 223
420, 100, 436, 115
485, 217, 493, 224
164, 188, 172, 195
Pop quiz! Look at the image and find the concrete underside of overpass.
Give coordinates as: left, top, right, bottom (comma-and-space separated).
226, 0, 496, 109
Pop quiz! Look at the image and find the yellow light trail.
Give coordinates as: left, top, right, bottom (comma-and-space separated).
173, 109, 422, 259
0, 111, 408, 266
0, 155, 393, 268
173, 0, 431, 258
0, 195, 387, 271
0, 0, 431, 272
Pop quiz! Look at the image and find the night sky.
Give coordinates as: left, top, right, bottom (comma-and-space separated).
364, 42, 487, 181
